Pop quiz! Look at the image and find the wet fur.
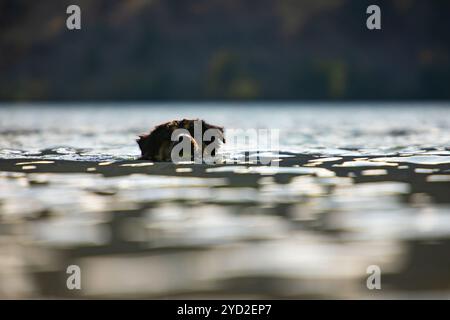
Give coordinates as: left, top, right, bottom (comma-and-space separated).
137, 119, 225, 161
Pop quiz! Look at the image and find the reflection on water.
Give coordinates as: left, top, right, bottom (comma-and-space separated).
0, 103, 450, 298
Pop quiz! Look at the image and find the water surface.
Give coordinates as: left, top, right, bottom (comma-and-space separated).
0, 103, 449, 298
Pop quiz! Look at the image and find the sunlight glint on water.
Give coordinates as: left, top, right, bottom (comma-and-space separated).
0, 103, 450, 298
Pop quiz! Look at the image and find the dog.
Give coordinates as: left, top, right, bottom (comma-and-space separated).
137, 119, 225, 161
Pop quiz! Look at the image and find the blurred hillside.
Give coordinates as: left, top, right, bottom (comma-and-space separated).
0, 0, 449, 101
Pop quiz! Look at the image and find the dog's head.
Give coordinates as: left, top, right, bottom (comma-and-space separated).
137, 119, 225, 161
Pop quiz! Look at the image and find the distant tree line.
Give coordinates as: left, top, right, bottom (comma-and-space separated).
0, 0, 449, 101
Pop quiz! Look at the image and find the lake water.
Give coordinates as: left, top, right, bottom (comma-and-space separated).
1, 102, 450, 160
0, 102, 450, 298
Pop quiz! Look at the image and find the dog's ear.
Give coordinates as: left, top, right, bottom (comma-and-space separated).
136, 134, 148, 147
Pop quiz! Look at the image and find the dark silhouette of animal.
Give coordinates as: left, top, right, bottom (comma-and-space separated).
137, 119, 225, 161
